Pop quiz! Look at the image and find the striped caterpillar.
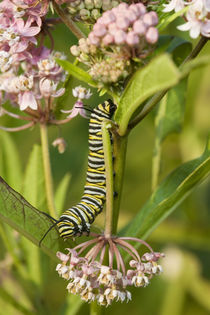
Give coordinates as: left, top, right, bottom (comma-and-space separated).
40, 99, 116, 244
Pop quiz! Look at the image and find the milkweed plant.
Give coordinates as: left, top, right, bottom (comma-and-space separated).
0, 0, 210, 314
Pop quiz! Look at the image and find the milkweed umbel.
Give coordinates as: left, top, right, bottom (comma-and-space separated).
39, 99, 117, 244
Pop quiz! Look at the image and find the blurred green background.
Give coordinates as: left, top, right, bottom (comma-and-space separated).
0, 19, 210, 315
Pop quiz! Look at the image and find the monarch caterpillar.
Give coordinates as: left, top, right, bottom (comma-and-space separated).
40, 99, 116, 244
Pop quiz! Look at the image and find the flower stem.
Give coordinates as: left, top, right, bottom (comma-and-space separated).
102, 122, 114, 237
90, 301, 103, 315
128, 36, 209, 132
40, 123, 56, 218
52, 1, 85, 39
112, 134, 128, 234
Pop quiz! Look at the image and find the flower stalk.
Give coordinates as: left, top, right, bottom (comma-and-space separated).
40, 123, 57, 218
102, 121, 114, 237
52, 0, 85, 39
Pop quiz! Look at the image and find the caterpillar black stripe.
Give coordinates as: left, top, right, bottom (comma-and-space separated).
39, 99, 117, 244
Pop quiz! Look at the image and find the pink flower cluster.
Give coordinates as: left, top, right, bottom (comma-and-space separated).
0, 0, 67, 113
0, 47, 66, 111
56, 235, 164, 306
0, 0, 49, 70
88, 2, 159, 47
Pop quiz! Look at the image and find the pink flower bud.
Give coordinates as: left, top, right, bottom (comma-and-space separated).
145, 27, 158, 44
126, 31, 139, 46
136, 3, 146, 15
102, 33, 114, 45
143, 12, 158, 26
93, 23, 107, 37
133, 20, 147, 35
125, 9, 138, 23
102, 11, 116, 25
88, 32, 100, 45
56, 251, 70, 262
129, 4, 141, 16
118, 2, 128, 11
114, 29, 126, 44
116, 16, 130, 30
108, 22, 119, 35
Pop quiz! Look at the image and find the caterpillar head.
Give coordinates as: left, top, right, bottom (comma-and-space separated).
103, 99, 117, 117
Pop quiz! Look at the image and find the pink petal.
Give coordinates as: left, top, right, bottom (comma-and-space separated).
18, 91, 37, 110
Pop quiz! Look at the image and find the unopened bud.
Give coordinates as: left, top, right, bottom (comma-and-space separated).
84, 0, 94, 9
145, 27, 158, 44
111, 0, 119, 8
94, 0, 102, 8
80, 8, 90, 20
79, 38, 90, 54
91, 8, 101, 20
102, 0, 112, 10
52, 137, 66, 154
70, 45, 81, 57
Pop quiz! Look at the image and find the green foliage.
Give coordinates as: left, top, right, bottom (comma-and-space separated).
115, 54, 180, 135
55, 173, 71, 216
22, 145, 47, 210
0, 132, 22, 191
122, 139, 210, 240
152, 79, 187, 188
0, 176, 68, 259
56, 58, 97, 87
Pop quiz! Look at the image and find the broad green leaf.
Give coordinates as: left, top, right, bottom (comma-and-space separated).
0, 132, 22, 191
0, 177, 73, 259
21, 145, 48, 285
56, 59, 97, 87
152, 79, 187, 189
115, 54, 180, 135
55, 173, 71, 216
22, 145, 47, 210
155, 79, 187, 143
121, 139, 210, 239
167, 37, 192, 66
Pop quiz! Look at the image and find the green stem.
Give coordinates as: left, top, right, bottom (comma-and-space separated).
128, 36, 209, 132
40, 123, 56, 218
90, 301, 103, 315
112, 134, 128, 234
102, 122, 114, 237
53, 1, 85, 39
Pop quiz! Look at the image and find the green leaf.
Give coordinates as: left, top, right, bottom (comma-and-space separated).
115, 54, 180, 135
167, 37, 192, 66
121, 138, 210, 239
22, 145, 47, 210
152, 78, 188, 189
0, 132, 22, 191
55, 173, 71, 216
21, 145, 48, 285
0, 177, 73, 259
56, 59, 97, 87
155, 79, 187, 143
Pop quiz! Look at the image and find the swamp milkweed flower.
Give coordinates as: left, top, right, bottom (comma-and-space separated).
56, 234, 164, 306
